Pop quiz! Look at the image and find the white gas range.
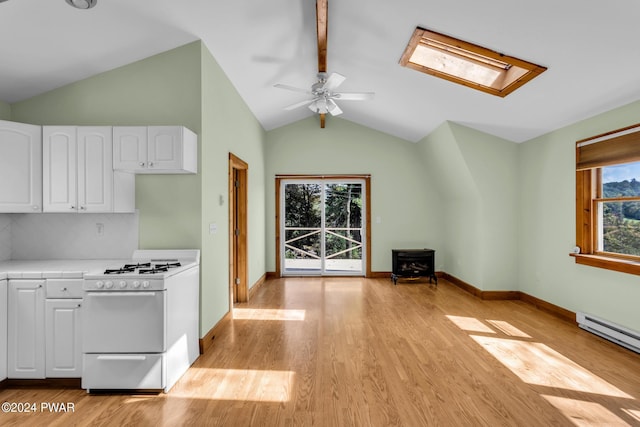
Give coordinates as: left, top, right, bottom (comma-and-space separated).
81, 249, 200, 393
83, 249, 200, 291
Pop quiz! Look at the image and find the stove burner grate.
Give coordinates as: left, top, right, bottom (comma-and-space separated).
102, 261, 182, 275
124, 262, 151, 269
139, 266, 170, 274
104, 267, 136, 275
155, 262, 181, 269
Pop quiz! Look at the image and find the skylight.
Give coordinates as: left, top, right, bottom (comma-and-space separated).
400, 27, 547, 97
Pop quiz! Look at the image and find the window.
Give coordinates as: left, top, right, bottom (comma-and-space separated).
399, 27, 546, 97
574, 123, 640, 275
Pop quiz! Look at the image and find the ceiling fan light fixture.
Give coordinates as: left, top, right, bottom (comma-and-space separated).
309, 99, 330, 114
66, 0, 97, 9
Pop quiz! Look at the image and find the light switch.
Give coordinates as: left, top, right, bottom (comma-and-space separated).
209, 223, 218, 234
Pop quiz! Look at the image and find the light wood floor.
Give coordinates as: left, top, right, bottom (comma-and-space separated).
2, 277, 640, 426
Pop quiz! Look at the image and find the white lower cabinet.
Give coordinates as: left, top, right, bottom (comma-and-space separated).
45, 299, 82, 377
7, 280, 45, 379
0, 279, 7, 381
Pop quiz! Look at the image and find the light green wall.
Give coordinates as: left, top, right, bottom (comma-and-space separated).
265, 116, 443, 273
519, 100, 640, 331
0, 100, 10, 120
417, 122, 519, 290
10, 41, 268, 338
200, 44, 266, 334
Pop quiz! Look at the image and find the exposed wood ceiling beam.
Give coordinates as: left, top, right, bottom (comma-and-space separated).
316, 0, 327, 73
316, 0, 328, 128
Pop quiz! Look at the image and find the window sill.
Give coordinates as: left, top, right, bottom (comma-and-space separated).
570, 253, 640, 276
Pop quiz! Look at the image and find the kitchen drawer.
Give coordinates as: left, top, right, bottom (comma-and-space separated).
82, 354, 164, 390
46, 279, 83, 299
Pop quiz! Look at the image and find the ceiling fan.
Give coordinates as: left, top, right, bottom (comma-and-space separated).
274, 0, 374, 128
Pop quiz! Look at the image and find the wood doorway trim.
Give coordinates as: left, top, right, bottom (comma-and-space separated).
275, 174, 372, 278
229, 153, 248, 305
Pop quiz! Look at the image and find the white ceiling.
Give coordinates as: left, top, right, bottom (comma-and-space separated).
2, 0, 640, 143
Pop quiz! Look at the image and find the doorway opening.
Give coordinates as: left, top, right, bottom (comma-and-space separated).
229, 153, 248, 305
276, 175, 371, 277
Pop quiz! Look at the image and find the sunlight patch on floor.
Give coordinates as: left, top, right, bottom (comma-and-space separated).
171, 369, 295, 402
446, 315, 495, 334
233, 308, 306, 321
471, 335, 632, 398
486, 319, 531, 338
542, 395, 628, 426
622, 408, 640, 423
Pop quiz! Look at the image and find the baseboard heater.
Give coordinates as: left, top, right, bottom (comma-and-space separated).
577, 312, 640, 354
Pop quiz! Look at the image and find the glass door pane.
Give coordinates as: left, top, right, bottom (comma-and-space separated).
324, 183, 363, 274
283, 183, 322, 274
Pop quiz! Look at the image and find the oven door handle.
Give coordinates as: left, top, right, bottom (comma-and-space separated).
96, 355, 148, 361
86, 292, 159, 297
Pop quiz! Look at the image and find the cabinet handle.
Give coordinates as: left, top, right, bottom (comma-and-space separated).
79, 206, 86, 210
77, 304, 82, 308
61, 287, 67, 291
148, 161, 154, 167
70, 206, 76, 210
139, 162, 145, 167
32, 205, 39, 211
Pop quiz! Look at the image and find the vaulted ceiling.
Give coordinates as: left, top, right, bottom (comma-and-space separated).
2, 0, 640, 142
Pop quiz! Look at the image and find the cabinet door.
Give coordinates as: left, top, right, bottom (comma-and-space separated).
45, 299, 82, 378
0, 280, 7, 381
0, 120, 42, 213
147, 126, 183, 171
7, 280, 45, 379
77, 127, 113, 212
113, 126, 147, 171
43, 126, 77, 212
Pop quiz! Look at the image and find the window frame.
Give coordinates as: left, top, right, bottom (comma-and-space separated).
399, 27, 547, 97
573, 124, 640, 275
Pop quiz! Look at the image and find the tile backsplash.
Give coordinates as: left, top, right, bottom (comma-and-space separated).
0, 214, 10, 261
9, 212, 138, 260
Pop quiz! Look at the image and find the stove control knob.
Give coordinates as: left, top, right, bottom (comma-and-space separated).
96, 281, 104, 289
105, 281, 114, 289
119, 280, 127, 289
142, 280, 150, 289
132, 280, 141, 289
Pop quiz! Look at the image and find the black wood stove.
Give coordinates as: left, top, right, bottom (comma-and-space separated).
391, 248, 437, 285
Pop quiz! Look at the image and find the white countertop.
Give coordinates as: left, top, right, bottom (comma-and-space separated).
0, 259, 129, 280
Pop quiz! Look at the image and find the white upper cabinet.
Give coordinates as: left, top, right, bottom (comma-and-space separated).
0, 120, 42, 213
114, 126, 197, 174
43, 126, 134, 213
43, 126, 78, 212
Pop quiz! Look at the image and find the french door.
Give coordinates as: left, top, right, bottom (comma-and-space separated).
280, 178, 366, 276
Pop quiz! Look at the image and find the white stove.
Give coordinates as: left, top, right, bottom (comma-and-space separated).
83, 249, 200, 291
82, 249, 200, 393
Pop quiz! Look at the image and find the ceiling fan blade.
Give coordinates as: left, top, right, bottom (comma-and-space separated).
333, 92, 375, 101
274, 84, 312, 94
285, 98, 316, 110
323, 72, 346, 91
328, 99, 343, 116
316, 0, 328, 73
